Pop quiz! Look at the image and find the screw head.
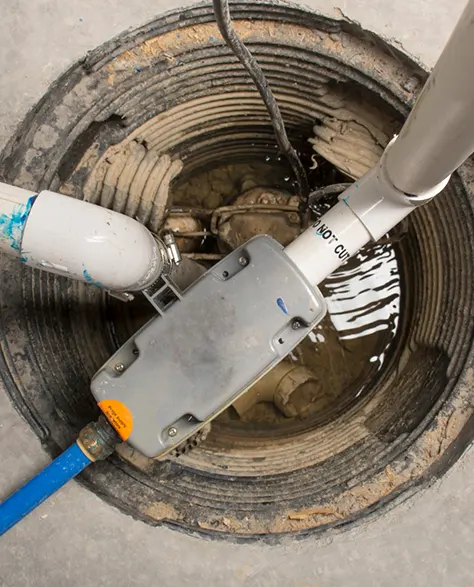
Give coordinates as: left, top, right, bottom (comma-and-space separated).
114, 363, 125, 373
168, 427, 178, 437
163, 232, 175, 245
238, 256, 248, 266
291, 319, 303, 330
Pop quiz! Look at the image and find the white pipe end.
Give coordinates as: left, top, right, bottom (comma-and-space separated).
0, 184, 38, 256
21, 191, 162, 291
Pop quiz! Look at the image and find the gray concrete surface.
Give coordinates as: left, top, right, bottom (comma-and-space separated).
0, 0, 473, 586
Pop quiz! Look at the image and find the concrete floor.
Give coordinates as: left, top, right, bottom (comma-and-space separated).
1, 0, 473, 585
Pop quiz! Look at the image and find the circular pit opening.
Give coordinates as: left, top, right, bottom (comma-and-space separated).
2, 1, 474, 539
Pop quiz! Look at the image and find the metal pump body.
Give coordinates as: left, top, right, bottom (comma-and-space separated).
90, 235, 326, 457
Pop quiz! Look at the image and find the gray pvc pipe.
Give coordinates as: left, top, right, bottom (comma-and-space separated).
385, 0, 474, 196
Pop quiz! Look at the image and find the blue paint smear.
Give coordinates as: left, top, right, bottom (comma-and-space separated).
82, 265, 104, 289
21, 250, 31, 264
0, 195, 37, 253
277, 297, 289, 315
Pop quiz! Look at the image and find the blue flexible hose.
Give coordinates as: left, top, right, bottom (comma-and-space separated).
0, 442, 92, 535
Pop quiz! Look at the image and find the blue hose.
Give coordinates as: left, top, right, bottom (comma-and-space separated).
0, 442, 92, 535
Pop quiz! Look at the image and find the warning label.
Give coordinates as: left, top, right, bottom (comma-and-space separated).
313, 219, 351, 262
98, 399, 133, 440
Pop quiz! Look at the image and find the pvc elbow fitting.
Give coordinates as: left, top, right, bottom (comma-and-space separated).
0, 185, 162, 291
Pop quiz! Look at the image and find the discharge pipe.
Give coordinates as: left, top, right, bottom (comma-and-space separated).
285, 0, 474, 286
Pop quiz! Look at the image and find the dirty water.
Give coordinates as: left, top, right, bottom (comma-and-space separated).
225, 241, 400, 426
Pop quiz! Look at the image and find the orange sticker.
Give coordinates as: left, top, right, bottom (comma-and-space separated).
98, 399, 133, 440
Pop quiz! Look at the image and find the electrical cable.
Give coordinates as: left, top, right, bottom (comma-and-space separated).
212, 0, 310, 211
308, 183, 352, 207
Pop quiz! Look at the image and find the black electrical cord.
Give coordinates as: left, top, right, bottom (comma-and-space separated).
213, 0, 310, 212
308, 183, 352, 207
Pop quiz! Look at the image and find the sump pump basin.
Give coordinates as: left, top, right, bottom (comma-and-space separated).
1, 1, 474, 539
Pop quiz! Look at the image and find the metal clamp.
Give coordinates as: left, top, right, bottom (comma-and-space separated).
107, 232, 182, 308
77, 416, 119, 461
157, 231, 182, 277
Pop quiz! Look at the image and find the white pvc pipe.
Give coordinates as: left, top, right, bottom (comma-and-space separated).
285, 141, 448, 287
287, 0, 468, 291
0, 184, 38, 256
288, 1, 474, 286
18, 190, 162, 291
385, 0, 474, 195
285, 199, 371, 285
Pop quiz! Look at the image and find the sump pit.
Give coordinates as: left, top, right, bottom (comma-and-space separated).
1, 1, 474, 539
